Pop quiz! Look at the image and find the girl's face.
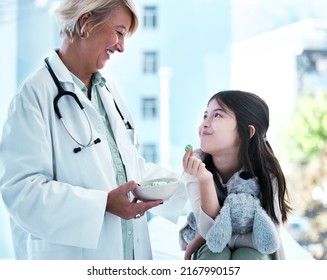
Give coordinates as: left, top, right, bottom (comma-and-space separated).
82, 6, 132, 72
198, 98, 240, 157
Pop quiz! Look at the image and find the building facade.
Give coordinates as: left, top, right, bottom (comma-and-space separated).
231, 18, 327, 148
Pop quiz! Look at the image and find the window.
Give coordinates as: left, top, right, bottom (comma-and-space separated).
142, 97, 157, 119
141, 144, 158, 163
143, 6, 157, 29
297, 50, 327, 74
297, 50, 327, 94
143, 51, 158, 74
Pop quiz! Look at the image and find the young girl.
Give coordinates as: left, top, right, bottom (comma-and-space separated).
180, 90, 292, 260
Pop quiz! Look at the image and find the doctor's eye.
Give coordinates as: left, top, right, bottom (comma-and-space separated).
116, 31, 123, 38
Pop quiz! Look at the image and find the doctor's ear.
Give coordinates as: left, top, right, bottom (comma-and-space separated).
79, 12, 93, 35
248, 125, 255, 139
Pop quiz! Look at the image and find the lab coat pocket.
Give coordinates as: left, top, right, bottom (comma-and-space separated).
127, 128, 138, 149
27, 238, 82, 260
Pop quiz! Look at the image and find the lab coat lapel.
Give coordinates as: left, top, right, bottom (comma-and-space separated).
97, 85, 139, 181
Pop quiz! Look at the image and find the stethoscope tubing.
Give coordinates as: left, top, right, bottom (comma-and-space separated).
44, 57, 134, 153
44, 57, 98, 152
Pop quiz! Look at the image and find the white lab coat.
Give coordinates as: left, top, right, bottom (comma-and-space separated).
0, 50, 187, 260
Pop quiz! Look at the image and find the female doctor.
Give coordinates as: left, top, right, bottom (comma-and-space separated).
0, 0, 186, 260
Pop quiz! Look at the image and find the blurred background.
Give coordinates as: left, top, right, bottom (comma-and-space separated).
0, 0, 327, 259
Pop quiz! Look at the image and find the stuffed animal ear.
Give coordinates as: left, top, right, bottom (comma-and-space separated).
187, 212, 197, 231
181, 212, 198, 244
253, 207, 280, 254
206, 205, 232, 253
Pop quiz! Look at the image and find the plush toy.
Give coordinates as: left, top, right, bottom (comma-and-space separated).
205, 171, 280, 255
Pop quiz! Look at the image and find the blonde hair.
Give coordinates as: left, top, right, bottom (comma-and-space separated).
54, 0, 138, 40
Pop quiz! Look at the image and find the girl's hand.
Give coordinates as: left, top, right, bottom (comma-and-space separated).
183, 148, 212, 183
183, 148, 220, 219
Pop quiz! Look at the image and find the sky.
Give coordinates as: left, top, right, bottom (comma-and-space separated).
232, 0, 327, 42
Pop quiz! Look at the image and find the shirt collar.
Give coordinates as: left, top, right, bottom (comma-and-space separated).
92, 72, 106, 87
70, 72, 107, 97
216, 168, 246, 188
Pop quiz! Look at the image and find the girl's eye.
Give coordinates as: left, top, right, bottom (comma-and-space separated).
203, 114, 208, 120
214, 112, 221, 118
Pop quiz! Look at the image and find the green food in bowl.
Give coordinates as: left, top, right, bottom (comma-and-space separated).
150, 180, 175, 186
134, 177, 179, 201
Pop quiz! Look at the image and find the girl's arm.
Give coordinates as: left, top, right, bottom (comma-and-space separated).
184, 234, 206, 260
183, 149, 220, 219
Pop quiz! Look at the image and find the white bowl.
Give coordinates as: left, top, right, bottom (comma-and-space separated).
133, 178, 179, 201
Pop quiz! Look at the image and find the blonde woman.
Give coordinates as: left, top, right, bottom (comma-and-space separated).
0, 0, 186, 260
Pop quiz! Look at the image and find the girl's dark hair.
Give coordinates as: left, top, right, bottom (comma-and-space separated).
202, 90, 292, 223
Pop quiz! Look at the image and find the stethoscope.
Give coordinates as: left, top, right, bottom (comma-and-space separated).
44, 57, 133, 153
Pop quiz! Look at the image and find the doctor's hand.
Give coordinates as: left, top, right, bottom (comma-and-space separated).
106, 180, 163, 220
